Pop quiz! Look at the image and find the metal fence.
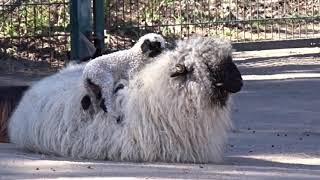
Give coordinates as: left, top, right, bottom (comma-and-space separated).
0, 0, 320, 71
0, 0, 70, 71
105, 0, 320, 51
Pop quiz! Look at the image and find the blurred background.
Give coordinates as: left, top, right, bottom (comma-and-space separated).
0, 0, 319, 74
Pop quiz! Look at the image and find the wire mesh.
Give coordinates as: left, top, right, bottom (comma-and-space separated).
0, 0, 70, 72
104, 0, 320, 51
0, 0, 319, 71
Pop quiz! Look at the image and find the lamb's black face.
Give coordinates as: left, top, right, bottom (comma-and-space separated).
141, 39, 164, 58
170, 55, 243, 106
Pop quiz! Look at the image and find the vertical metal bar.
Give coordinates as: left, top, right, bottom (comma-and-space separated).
271, 0, 274, 40
278, 0, 281, 40
228, 0, 231, 40
9, 1, 13, 48
151, 0, 154, 33
298, 0, 301, 38
122, 0, 125, 48
250, 0, 253, 41
192, 0, 196, 36
164, 0, 168, 37
158, 0, 161, 33
1, 2, 3, 38
129, 0, 133, 34
33, 4, 36, 61
243, 0, 246, 41
264, 0, 266, 40
180, 0, 183, 37
290, 0, 295, 39
70, 0, 80, 60
173, 0, 176, 37
49, 3, 53, 64
285, 0, 288, 39
137, 0, 140, 37
63, 0, 67, 64
256, 0, 259, 40
305, 0, 308, 38
207, 0, 210, 37
24, 4, 29, 59
106, 0, 111, 50
215, 0, 218, 36
136, 0, 140, 38
115, 0, 119, 49
235, 0, 238, 41
93, 0, 104, 56
200, 0, 203, 36
40, 0, 45, 63
312, 0, 315, 37
222, 0, 225, 38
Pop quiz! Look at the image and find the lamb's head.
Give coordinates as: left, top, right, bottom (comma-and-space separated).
167, 36, 243, 107
131, 33, 166, 58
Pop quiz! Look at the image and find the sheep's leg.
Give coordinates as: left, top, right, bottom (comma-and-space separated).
98, 73, 115, 114
84, 79, 102, 113
100, 87, 113, 114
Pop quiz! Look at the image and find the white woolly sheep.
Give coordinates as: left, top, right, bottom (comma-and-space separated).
82, 33, 166, 115
8, 35, 243, 163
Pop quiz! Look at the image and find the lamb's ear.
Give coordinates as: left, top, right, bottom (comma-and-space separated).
113, 83, 125, 94
81, 95, 91, 110
86, 79, 102, 99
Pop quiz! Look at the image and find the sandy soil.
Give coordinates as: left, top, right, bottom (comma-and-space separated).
0, 47, 320, 179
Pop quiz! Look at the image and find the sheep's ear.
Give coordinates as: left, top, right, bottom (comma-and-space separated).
86, 79, 102, 99
113, 83, 125, 94
81, 95, 91, 110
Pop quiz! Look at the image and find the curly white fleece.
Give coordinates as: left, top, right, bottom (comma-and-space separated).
83, 33, 166, 114
9, 36, 235, 163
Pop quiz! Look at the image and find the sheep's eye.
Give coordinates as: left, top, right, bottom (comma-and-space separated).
114, 83, 125, 94
176, 64, 186, 73
170, 64, 187, 77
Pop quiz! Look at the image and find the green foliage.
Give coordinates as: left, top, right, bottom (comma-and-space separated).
0, 1, 70, 38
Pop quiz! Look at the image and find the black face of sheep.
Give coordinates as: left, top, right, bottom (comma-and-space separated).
169, 38, 243, 107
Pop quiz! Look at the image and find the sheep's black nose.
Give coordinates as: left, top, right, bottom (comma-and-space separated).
222, 62, 243, 93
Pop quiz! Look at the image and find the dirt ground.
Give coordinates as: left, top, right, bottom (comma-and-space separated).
0, 47, 319, 179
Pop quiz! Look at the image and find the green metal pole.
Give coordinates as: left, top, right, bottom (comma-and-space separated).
70, 0, 94, 61
70, 0, 80, 61
93, 0, 105, 57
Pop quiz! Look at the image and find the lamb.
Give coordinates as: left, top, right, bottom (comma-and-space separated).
8, 35, 243, 163
82, 33, 166, 115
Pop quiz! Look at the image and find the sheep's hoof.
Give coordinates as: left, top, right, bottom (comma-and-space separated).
81, 95, 91, 110
100, 99, 108, 113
